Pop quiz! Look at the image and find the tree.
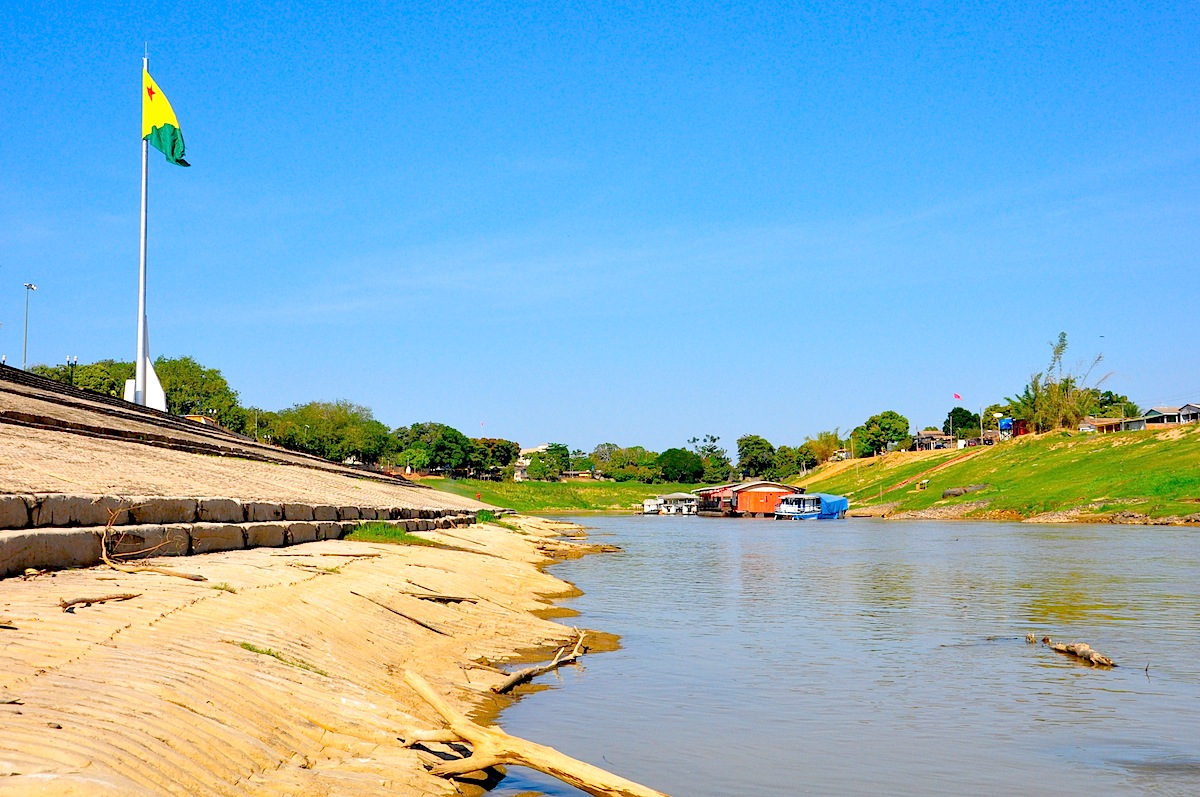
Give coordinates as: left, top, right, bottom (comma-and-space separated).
545, 443, 571, 475
151, 356, 244, 431
32, 359, 134, 397
943, 406, 980, 438
473, 438, 521, 472
525, 452, 562, 481
657, 448, 704, 483
272, 401, 391, 464
569, 449, 596, 472
603, 446, 662, 482
803, 429, 841, 464
1092, 391, 1140, 419
591, 443, 620, 467
852, 411, 911, 456
737, 435, 776, 478
1006, 333, 1111, 432
690, 435, 732, 483
770, 445, 816, 481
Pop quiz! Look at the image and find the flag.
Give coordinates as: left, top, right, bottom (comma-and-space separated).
953, 393, 962, 400
143, 69, 189, 166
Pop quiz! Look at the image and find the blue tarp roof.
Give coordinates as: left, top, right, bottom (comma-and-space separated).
811, 493, 849, 513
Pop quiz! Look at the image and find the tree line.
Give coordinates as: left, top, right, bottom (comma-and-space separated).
29, 332, 1139, 483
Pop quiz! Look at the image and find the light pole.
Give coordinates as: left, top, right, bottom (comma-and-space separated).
22, 283, 37, 370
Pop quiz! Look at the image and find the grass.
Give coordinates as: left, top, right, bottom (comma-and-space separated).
430, 478, 701, 513
476, 509, 519, 530
799, 424, 1200, 519
209, 582, 237, 593
345, 521, 445, 546
237, 642, 330, 677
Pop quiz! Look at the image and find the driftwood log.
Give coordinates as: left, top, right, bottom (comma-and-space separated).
399, 670, 670, 797
1042, 637, 1116, 667
59, 593, 141, 612
350, 590, 450, 636
492, 630, 587, 694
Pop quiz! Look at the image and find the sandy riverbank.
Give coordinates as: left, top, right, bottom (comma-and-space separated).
0, 514, 612, 796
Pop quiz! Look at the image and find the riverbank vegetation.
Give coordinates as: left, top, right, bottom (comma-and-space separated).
430, 479, 701, 513
795, 423, 1200, 520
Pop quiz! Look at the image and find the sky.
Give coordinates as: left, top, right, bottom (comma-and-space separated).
2, 1, 1198, 453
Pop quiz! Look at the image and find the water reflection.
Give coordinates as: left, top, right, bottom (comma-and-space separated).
491, 518, 1200, 797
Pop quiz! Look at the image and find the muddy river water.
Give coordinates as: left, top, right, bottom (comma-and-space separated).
490, 516, 1200, 796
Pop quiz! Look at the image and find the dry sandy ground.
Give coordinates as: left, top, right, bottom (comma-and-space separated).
0, 425, 479, 511
0, 516, 601, 796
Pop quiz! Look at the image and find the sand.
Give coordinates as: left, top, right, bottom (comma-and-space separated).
0, 515, 598, 796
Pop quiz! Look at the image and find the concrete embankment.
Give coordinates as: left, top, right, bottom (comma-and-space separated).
0, 514, 603, 796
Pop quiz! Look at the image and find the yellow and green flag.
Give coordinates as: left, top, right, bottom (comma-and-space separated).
142, 69, 189, 166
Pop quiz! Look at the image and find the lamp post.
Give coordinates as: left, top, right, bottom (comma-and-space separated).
22, 283, 37, 370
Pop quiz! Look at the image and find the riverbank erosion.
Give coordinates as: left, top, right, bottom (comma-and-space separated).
0, 515, 619, 796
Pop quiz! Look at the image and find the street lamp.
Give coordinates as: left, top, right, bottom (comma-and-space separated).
22, 283, 37, 370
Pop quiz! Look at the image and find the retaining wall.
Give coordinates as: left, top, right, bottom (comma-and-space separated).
0, 493, 478, 578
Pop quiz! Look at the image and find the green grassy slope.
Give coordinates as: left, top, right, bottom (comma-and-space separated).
799, 425, 1200, 519
428, 478, 701, 513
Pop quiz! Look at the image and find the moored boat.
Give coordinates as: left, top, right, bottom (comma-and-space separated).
774, 492, 848, 520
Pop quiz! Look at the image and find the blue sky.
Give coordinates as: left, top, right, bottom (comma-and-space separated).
2, 2, 1198, 452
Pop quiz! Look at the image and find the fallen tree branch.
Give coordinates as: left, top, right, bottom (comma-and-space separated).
399, 670, 670, 797
492, 630, 587, 694
59, 593, 141, 612
403, 578, 479, 603
350, 590, 450, 636
1042, 637, 1116, 667
100, 510, 207, 582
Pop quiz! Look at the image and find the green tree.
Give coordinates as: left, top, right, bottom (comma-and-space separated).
1092, 390, 1140, 419
591, 443, 620, 466
689, 435, 732, 483
796, 442, 821, 472
272, 401, 391, 464
657, 448, 704, 483
398, 446, 430, 472
545, 443, 571, 475
1007, 333, 1110, 432
737, 434, 776, 478
852, 411, 911, 456
604, 446, 662, 482
473, 438, 521, 471
803, 429, 841, 464
525, 452, 562, 481
943, 406, 980, 438
569, 449, 596, 472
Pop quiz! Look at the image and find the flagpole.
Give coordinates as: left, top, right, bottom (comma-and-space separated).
135, 55, 149, 405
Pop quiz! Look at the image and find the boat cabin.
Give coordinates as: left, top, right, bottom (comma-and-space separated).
774, 492, 849, 520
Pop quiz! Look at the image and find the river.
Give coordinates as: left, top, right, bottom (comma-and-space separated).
489, 516, 1200, 797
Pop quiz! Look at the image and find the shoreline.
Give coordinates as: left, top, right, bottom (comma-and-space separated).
0, 514, 618, 796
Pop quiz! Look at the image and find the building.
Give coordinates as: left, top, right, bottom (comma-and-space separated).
693, 481, 801, 516
513, 444, 549, 482
659, 492, 698, 515
1089, 405, 1200, 433
914, 430, 954, 450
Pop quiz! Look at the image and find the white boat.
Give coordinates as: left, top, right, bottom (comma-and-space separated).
774, 492, 848, 520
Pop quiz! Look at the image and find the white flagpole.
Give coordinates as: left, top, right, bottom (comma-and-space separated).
134, 54, 149, 405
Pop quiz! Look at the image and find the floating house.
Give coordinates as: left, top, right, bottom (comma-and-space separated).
642, 493, 699, 515
693, 481, 802, 517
